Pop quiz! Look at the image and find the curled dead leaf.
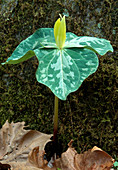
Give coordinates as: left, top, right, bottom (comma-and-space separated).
55, 142, 114, 170
55, 147, 77, 170
27, 146, 56, 170
74, 146, 114, 170
27, 146, 48, 168
0, 121, 52, 170
0, 121, 115, 170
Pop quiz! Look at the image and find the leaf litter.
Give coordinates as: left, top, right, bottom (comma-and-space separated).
0, 121, 115, 170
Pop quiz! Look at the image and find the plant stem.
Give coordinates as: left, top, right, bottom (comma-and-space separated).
53, 95, 59, 143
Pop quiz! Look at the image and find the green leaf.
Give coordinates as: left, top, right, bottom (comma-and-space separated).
65, 35, 113, 55
36, 28, 56, 48
36, 48, 99, 100
2, 51, 35, 64
2, 28, 113, 100
2, 28, 56, 65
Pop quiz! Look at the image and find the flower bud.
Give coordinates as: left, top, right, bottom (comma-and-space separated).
54, 15, 66, 49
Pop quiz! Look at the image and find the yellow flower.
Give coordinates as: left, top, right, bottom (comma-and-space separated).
54, 15, 66, 49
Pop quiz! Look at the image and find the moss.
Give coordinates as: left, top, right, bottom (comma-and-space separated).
0, 0, 118, 158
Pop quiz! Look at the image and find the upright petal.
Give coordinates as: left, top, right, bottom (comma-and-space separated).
54, 15, 66, 49
54, 18, 61, 44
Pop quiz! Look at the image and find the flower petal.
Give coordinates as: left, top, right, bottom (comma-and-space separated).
54, 18, 61, 45
54, 16, 66, 49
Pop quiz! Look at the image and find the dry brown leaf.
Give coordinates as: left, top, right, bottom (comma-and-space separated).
55, 147, 77, 170
27, 146, 56, 170
0, 121, 52, 170
55, 142, 114, 170
27, 146, 48, 168
74, 146, 114, 170
7, 162, 40, 170
0, 121, 115, 170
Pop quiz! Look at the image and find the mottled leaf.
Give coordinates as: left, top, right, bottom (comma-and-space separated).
2, 28, 113, 100
36, 48, 99, 100
65, 35, 113, 55
2, 28, 56, 65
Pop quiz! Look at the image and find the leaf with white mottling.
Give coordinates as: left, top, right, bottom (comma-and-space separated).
36, 48, 99, 100
65, 35, 113, 55
2, 28, 56, 65
2, 28, 113, 100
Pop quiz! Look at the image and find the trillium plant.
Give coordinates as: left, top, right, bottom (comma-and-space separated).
2, 15, 113, 151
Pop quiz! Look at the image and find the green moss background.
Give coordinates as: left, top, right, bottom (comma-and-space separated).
0, 0, 118, 158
